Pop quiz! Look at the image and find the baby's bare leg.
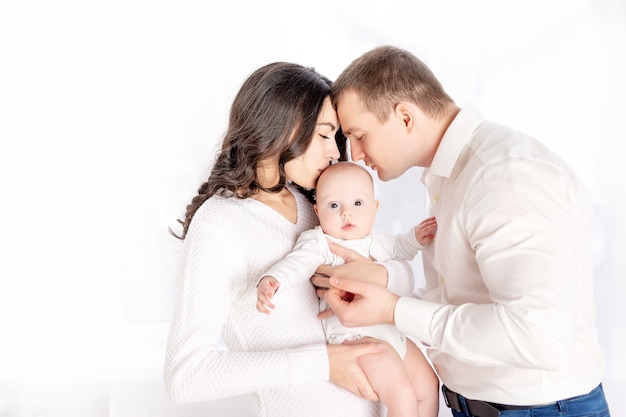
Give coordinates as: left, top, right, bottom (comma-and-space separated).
346, 337, 418, 417
404, 339, 440, 417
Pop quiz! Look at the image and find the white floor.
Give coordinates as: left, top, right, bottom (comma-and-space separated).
0, 378, 622, 417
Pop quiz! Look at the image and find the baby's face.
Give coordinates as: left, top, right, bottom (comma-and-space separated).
314, 163, 379, 240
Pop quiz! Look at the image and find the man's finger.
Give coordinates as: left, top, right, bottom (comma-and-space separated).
329, 276, 365, 295
323, 284, 348, 311
327, 241, 350, 258
315, 264, 334, 278
311, 274, 331, 289
315, 287, 327, 299
327, 241, 364, 262
324, 285, 358, 315
317, 307, 334, 320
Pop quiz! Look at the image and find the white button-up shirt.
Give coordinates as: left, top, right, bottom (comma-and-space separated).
394, 106, 605, 405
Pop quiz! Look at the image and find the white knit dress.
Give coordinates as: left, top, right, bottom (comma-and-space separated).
164, 186, 414, 417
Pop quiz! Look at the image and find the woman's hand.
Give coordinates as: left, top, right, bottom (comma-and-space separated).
327, 342, 383, 401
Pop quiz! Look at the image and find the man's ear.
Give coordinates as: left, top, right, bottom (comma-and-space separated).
394, 102, 414, 129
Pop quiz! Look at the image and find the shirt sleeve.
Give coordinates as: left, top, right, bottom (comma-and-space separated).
261, 228, 328, 291
382, 259, 419, 297
373, 230, 423, 297
164, 214, 329, 403
393, 226, 425, 259
396, 157, 586, 369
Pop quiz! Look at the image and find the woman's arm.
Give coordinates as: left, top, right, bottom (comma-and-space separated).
164, 213, 329, 403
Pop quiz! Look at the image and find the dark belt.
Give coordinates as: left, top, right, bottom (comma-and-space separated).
442, 385, 555, 417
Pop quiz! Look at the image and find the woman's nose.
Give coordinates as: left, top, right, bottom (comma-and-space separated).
327, 139, 340, 161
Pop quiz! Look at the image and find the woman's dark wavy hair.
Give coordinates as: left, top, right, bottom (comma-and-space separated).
172, 62, 347, 239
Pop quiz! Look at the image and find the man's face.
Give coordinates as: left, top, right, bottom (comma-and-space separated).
336, 91, 414, 181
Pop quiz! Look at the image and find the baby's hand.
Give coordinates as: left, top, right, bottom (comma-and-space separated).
415, 216, 437, 246
256, 276, 280, 314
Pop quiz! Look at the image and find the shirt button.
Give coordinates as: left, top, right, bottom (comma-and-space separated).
433, 194, 440, 203
439, 275, 445, 284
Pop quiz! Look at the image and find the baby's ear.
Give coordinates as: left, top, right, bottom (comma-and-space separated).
375, 200, 380, 210
314, 204, 319, 215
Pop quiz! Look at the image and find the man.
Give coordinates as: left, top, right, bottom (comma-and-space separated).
314, 45, 610, 417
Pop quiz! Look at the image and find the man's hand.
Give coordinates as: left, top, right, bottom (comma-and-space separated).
322, 276, 399, 327
313, 242, 389, 290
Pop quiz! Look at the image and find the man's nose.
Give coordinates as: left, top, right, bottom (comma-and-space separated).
349, 139, 364, 162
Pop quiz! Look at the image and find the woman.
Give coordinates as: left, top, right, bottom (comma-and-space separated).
164, 62, 418, 417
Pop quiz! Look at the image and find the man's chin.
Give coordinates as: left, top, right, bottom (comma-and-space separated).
376, 167, 405, 182
375, 170, 392, 182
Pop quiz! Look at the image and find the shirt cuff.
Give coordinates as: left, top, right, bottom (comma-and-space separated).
287, 343, 329, 384
394, 296, 441, 347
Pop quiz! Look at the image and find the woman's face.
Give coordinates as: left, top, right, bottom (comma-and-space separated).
284, 97, 340, 189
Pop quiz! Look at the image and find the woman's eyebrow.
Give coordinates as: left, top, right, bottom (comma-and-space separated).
317, 121, 337, 130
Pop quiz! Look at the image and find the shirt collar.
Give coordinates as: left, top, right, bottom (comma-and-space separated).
422, 105, 485, 181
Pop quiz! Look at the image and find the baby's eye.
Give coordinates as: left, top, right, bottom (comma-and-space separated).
354, 200, 363, 207
330, 202, 339, 209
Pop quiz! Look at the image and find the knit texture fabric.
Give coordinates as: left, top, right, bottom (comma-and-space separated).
164, 186, 382, 417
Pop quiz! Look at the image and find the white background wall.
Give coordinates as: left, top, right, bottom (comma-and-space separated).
1, 0, 624, 416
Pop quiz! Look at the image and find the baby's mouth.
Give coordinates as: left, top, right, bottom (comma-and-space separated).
341, 223, 355, 231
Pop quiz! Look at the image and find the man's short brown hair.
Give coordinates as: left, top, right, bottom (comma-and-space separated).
332, 45, 454, 122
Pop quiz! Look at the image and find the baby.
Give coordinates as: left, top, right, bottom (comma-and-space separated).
257, 161, 439, 417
